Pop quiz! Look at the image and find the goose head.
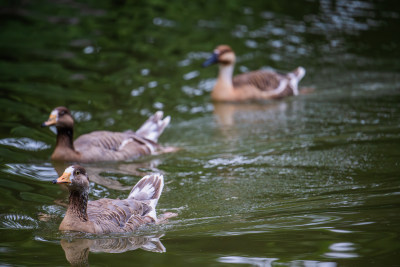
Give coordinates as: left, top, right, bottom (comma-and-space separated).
42, 106, 74, 129
202, 45, 236, 67
53, 165, 89, 193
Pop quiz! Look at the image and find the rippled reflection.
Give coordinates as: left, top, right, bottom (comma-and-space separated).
325, 241, 358, 259
4, 163, 56, 181
218, 256, 338, 267
218, 256, 278, 267
212, 101, 293, 129
0, 137, 50, 151
0, 214, 38, 230
60, 235, 166, 266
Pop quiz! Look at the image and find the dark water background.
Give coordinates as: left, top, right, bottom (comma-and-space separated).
1, 0, 400, 266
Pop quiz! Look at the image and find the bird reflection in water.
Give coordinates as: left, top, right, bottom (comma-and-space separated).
212, 86, 314, 128
212, 101, 295, 143
213, 101, 285, 127
61, 235, 166, 266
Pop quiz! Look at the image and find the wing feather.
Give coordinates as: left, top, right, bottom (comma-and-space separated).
73, 131, 157, 161
87, 198, 150, 233
233, 70, 286, 92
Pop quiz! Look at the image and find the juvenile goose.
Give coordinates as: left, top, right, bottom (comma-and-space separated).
53, 165, 176, 234
42, 106, 170, 162
202, 45, 306, 102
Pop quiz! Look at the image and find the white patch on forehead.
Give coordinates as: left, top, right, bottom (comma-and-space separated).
64, 166, 75, 174
64, 166, 75, 180
63, 166, 75, 181
50, 110, 59, 122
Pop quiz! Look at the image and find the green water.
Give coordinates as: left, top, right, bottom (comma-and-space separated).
1, 0, 400, 266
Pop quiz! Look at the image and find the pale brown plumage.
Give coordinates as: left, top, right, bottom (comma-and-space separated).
42, 106, 171, 162
202, 45, 306, 102
53, 165, 177, 234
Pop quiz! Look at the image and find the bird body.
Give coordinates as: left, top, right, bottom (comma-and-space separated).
42, 107, 170, 162
203, 45, 306, 102
53, 165, 175, 234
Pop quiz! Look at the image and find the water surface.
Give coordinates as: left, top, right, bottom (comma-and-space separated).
1, 0, 400, 266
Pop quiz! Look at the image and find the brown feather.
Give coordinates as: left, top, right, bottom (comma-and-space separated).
87, 198, 151, 233
73, 131, 154, 162
233, 70, 283, 92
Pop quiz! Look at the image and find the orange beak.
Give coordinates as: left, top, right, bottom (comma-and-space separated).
52, 171, 72, 184
41, 113, 57, 127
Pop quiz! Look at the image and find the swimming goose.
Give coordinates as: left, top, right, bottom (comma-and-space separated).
53, 165, 176, 234
202, 45, 306, 102
42, 106, 170, 162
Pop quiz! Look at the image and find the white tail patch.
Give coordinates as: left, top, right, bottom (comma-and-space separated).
295, 66, 306, 80
136, 111, 170, 142
288, 67, 306, 96
147, 199, 158, 221
128, 174, 164, 220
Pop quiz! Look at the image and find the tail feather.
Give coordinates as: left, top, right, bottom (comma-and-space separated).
136, 111, 170, 142
128, 174, 164, 220
129, 174, 164, 201
292, 66, 306, 81
288, 66, 306, 96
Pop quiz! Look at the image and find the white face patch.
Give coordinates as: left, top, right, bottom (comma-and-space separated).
64, 166, 75, 180
51, 110, 59, 121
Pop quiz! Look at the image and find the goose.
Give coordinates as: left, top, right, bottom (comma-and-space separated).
52, 165, 176, 234
202, 45, 306, 102
42, 106, 171, 162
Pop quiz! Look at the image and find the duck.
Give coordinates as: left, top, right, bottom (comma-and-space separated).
42, 106, 171, 162
52, 165, 177, 234
202, 45, 306, 102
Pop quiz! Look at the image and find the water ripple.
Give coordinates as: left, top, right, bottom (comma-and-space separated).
205, 155, 262, 168
218, 256, 278, 266
183, 70, 200, 80
4, 163, 57, 181
153, 17, 176, 27
0, 137, 50, 151
218, 256, 338, 267
325, 242, 359, 258
0, 214, 38, 230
